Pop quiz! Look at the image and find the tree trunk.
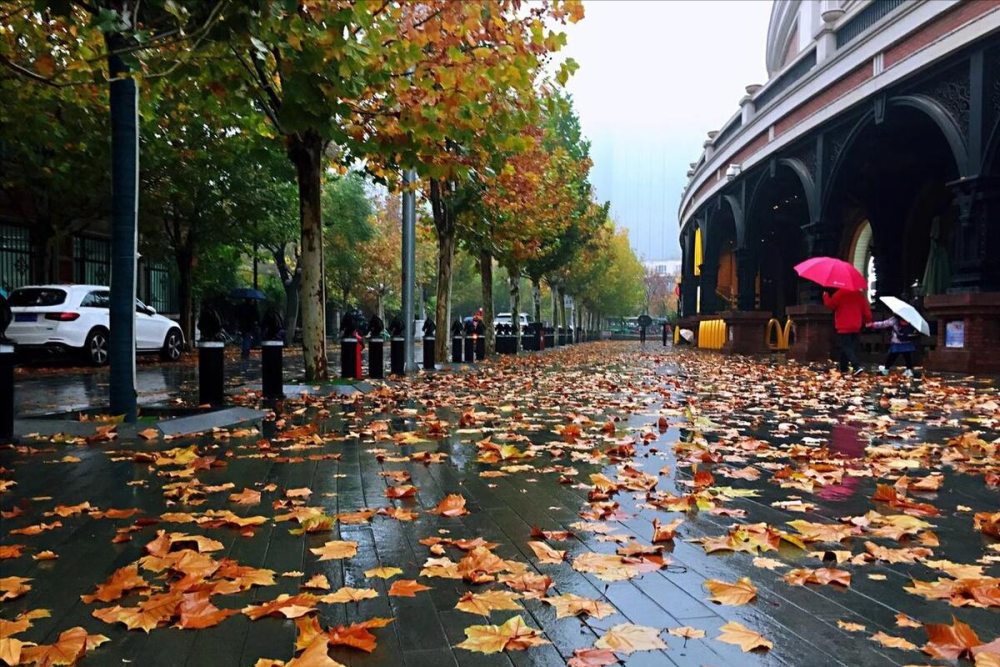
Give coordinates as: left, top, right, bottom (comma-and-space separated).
377, 292, 385, 324
550, 284, 559, 333
558, 288, 567, 338
430, 180, 455, 363
284, 275, 300, 345
106, 33, 139, 422
176, 247, 195, 348
480, 249, 495, 356
509, 266, 522, 350
290, 132, 327, 380
434, 229, 454, 363
531, 278, 542, 323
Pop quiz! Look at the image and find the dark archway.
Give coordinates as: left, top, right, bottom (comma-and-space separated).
744, 164, 810, 318
702, 198, 740, 313
824, 101, 962, 302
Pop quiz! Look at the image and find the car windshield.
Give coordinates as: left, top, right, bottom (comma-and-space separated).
9, 288, 67, 307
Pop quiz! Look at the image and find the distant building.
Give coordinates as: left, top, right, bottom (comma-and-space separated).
677, 0, 1000, 373
643, 259, 682, 277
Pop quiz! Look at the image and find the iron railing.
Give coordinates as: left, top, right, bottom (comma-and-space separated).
756, 48, 818, 110
836, 0, 907, 49
0, 224, 33, 294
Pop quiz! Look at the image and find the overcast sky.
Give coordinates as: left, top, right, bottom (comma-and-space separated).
559, 1, 773, 261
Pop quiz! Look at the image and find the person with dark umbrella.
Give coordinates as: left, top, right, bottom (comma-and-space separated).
236, 298, 259, 361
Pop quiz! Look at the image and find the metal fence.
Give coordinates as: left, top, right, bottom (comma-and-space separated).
755, 49, 817, 111
836, 0, 907, 49
145, 261, 178, 314
73, 236, 111, 285
0, 224, 33, 294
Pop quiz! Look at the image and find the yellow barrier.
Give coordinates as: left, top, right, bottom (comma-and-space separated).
674, 326, 680, 344
697, 319, 726, 350
765, 318, 794, 350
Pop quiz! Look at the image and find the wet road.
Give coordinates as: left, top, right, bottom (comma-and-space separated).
1, 342, 998, 666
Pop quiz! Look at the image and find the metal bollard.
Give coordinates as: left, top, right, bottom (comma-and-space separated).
261, 341, 284, 399
390, 336, 405, 375
198, 341, 225, 406
0, 342, 14, 443
451, 319, 464, 363
475, 333, 486, 360
369, 337, 384, 379
341, 336, 361, 379
464, 334, 475, 363
423, 335, 436, 370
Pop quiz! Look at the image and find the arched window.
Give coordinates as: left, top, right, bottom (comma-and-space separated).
849, 221, 876, 302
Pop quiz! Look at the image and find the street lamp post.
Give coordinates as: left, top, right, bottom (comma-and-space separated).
401, 169, 417, 372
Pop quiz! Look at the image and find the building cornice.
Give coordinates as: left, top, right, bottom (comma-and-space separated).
679, 0, 985, 233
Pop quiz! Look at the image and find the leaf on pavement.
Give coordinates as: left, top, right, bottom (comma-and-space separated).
715, 621, 773, 652
364, 567, 403, 579
541, 593, 615, 620
429, 494, 469, 517
309, 540, 358, 561
593, 624, 666, 653
668, 626, 706, 639
869, 631, 918, 651
387, 580, 431, 597
704, 577, 758, 605
456, 615, 548, 654
922, 615, 982, 660
456, 590, 522, 616
567, 648, 618, 667
526, 541, 566, 564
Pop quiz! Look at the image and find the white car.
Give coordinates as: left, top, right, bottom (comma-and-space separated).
6, 284, 184, 365
494, 312, 530, 329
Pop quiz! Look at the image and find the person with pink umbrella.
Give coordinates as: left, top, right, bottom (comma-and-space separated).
795, 257, 872, 375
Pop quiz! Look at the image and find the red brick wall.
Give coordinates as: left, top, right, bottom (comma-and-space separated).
774, 64, 872, 137
885, 0, 1000, 68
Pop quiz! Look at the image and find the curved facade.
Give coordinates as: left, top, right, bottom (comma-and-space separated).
678, 0, 1000, 373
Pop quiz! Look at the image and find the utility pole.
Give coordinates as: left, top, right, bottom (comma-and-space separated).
401, 169, 417, 372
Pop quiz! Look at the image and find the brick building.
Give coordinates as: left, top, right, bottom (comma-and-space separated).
678, 0, 1000, 373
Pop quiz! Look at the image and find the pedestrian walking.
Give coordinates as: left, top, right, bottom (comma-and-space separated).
236, 298, 259, 361
868, 314, 920, 377
822, 288, 871, 375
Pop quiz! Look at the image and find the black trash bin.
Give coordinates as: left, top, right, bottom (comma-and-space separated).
463, 319, 475, 363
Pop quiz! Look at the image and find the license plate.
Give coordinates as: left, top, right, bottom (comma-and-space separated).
14, 313, 36, 323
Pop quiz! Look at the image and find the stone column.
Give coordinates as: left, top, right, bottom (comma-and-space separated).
735, 247, 758, 311
925, 176, 1000, 373
786, 221, 840, 363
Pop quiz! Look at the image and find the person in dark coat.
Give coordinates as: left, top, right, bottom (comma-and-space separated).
236, 298, 259, 360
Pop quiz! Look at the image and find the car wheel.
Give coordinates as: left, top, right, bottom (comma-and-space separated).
161, 329, 183, 361
84, 328, 109, 366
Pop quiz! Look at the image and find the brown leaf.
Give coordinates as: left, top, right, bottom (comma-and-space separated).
715, 621, 772, 652
309, 540, 358, 561
542, 593, 615, 619
456, 590, 522, 616
704, 577, 758, 605
19, 626, 87, 665
387, 580, 431, 597
594, 623, 666, 653
526, 541, 566, 564
922, 615, 982, 660
869, 631, 918, 651
652, 517, 683, 543
175, 591, 238, 629
81, 564, 149, 604
229, 488, 262, 505
0, 577, 32, 602
429, 494, 468, 517
456, 615, 548, 654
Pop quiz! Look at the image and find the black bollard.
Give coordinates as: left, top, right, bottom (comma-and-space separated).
389, 316, 405, 375
475, 319, 486, 360
496, 324, 508, 354
0, 341, 14, 443
545, 327, 555, 349
261, 341, 284, 399
367, 314, 385, 379
369, 337, 384, 379
198, 341, 225, 406
341, 336, 359, 379
390, 336, 405, 375
451, 319, 464, 363
423, 336, 435, 370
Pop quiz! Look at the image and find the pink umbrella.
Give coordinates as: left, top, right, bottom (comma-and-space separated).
794, 257, 867, 290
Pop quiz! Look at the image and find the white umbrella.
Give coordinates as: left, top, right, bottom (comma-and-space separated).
879, 296, 930, 336
679, 328, 695, 342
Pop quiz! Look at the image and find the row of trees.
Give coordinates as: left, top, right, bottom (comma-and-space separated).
2, 0, 644, 381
